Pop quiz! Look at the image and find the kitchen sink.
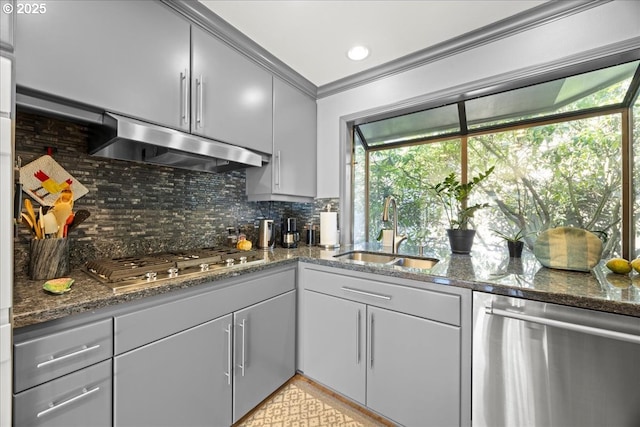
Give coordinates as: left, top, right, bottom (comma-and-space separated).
393, 256, 439, 269
334, 251, 438, 270
335, 251, 399, 264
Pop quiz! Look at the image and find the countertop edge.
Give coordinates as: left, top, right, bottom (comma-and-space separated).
13, 247, 640, 328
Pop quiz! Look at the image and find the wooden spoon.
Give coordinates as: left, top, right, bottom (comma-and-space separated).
20, 213, 37, 237
53, 189, 74, 209
24, 199, 41, 239
51, 204, 72, 238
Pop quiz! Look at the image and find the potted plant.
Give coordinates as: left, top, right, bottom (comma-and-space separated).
492, 228, 528, 258
429, 166, 494, 254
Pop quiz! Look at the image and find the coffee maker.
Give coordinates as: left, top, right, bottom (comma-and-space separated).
281, 217, 300, 248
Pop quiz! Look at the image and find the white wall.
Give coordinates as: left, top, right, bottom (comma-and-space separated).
316, 0, 640, 198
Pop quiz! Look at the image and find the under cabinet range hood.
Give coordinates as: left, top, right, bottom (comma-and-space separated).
89, 113, 266, 173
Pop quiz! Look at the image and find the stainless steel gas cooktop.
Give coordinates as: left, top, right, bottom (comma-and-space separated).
84, 247, 266, 292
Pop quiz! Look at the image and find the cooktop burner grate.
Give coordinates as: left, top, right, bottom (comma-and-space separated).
84, 247, 265, 292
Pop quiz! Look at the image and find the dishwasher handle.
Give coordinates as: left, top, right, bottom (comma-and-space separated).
486, 305, 640, 345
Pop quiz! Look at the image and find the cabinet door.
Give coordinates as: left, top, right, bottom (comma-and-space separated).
246, 78, 316, 200
114, 314, 233, 427
302, 290, 366, 405
14, 360, 112, 427
233, 290, 296, 423
191, 25, 273, 153
0, 0, 13, 50
15, 1, 190, 131
367, 306, 461, 427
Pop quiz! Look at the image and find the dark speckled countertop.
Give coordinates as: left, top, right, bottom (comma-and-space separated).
12, 244, 640, 329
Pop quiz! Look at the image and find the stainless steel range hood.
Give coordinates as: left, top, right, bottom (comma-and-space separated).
89, 113, 266, 173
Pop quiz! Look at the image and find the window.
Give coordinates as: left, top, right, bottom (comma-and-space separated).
469, 114, 623, 257
353, 58, 640, 257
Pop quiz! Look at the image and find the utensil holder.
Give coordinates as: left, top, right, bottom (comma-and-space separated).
29, 238, 70, 280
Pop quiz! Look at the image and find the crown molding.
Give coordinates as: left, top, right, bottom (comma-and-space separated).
163, 1, 611, 100
160, 0, 318, 98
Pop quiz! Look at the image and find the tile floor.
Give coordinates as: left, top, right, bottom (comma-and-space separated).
235, 375, 394, 427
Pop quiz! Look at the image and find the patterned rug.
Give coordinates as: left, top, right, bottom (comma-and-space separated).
236, 376, 393, 427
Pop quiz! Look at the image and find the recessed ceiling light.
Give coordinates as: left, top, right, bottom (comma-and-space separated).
347, 45, 369, 61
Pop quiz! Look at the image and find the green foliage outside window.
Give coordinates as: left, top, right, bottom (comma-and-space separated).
364, 114, 623, 257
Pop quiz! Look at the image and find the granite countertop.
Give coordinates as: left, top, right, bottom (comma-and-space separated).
13, 244, 640, 329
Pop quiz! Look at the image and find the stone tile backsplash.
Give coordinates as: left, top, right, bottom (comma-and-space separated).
14, 111, 337, 274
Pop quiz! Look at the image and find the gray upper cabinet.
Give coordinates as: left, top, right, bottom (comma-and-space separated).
14, 1, 191, 131
0, 0, 14, 51
191, 25, 273, 154
246, 77, 316, 202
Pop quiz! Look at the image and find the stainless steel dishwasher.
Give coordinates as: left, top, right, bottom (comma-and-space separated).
472, 291, 640, 427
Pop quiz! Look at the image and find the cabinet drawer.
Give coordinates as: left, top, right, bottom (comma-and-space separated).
14, 319, 113, 393
302, 266, 460, 326
14, 359, 112, 427
115, 267, 296, 355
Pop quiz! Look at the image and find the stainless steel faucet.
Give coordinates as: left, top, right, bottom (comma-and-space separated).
382, 196, 407, 254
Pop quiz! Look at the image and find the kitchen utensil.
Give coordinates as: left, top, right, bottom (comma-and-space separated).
43, 212, 59, 237
257, 219, 275, 249
67, 209, 90, 233
62, 212, 74, 237
53, 188, 74, 209
51, 203, 72, 238
38, 206, 45, 238
20, 213, 37, 237
24, 199, 41, 239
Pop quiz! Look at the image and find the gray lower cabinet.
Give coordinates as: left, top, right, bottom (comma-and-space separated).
114, 315, 233, 427
366, 306, 460, 427
304, 290, 461, 426
191, 25, 273, 154
303, 290, 366, 405
300, 263, 470, 427
13, 318, 114, 427
246, 77, 316, 201
13, 360, 112, 427
233, 290, 296, 423
15, 0, 190, 131
114, 290, 296, 427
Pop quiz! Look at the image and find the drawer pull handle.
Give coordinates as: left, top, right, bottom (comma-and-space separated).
37, 344, 101, 368
341, 287, 391, 300
37, 386, 100, 418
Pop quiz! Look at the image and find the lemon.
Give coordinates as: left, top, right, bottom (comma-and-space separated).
237, 239, 252, 251
605, 258, 632, 274
630, 258, 640, 274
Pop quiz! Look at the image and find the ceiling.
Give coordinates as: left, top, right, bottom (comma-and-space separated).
199, 1, 548, 87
